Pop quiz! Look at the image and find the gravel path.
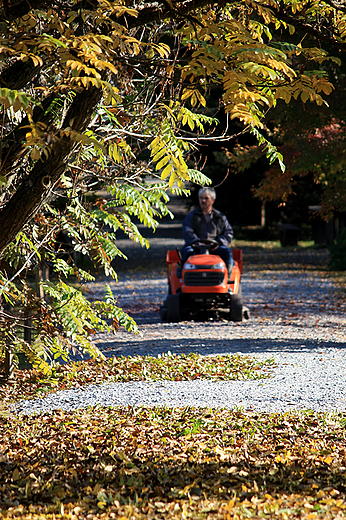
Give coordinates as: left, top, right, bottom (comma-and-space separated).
10, 196, 346, 415
12, 239, 346, 415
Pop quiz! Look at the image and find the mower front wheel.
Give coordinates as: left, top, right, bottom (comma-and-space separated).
229, 293, 243, 322
166, 294, 181, 322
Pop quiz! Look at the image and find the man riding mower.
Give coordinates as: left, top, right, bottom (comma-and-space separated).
160, 188, 249, 322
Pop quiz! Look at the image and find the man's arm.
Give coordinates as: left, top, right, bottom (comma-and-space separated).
217, 214, 234, 246
182, 211, 199, 245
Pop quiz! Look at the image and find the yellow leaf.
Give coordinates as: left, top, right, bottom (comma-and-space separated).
30, 54, 43, 67
168, 171, 176, 187
146, 48, 155, 59
300, 91, 310, 103
67, 13, 77, 24
324, 498, 335, 505
110, 144, 119, 162
155, 43, 170, 58
225, 498, 234, 511
275, 86, 291, 104
12, 468, 20, 481
196, 90, 206, 107
161, 163, 172, 179
156, 155, 170, 170
181, 89, 193, 101
190, 92, 198, 107
106, 62, 118, 74
132, 42, 140, 55
30, 148, 41, 160
150, 144, 162, 157
114, 450, 131, 463
152, 147, 167, 162
150, 136, 160, 150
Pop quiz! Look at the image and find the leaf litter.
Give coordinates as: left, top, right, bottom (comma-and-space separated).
1, 250, 345, 518
1, 407, 346, 519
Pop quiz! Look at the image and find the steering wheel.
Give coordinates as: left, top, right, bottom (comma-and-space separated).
191, 239, 219, 252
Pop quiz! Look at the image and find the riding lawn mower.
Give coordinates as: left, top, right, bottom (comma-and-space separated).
160, 239, 249, 322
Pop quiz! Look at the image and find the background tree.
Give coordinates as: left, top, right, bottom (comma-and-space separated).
211, 4, 346, 227
0, 0, 344, 371
255, 67, 346, 220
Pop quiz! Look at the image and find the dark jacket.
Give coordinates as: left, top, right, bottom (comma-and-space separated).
182, 207, 233, 246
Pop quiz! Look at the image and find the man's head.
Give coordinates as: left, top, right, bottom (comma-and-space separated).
198, 187, 216, 214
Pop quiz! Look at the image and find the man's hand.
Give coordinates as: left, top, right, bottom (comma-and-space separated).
210, 239, 219, 251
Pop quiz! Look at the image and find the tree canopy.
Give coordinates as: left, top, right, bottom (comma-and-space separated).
1, 0, 346, 370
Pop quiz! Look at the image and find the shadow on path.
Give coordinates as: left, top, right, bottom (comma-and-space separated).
97, 337, 345, 359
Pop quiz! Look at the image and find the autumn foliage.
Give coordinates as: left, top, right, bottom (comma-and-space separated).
1, 0, 345, 367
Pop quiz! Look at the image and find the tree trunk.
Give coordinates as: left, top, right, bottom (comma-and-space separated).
0, 86, 102, 258
1, 94, 59, 179
0, 60, 41, 89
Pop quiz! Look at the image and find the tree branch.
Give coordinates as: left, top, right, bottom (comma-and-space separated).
260, 1, 346, 52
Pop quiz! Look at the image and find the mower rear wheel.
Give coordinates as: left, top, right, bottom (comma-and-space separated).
166, 294, 181, 322
229, 293, 243, 322
159, 305, 168, 321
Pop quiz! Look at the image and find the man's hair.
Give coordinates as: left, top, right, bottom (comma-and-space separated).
198, 187, 216, 200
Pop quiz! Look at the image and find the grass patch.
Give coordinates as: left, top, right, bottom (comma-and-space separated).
1, 407, 346, 519
0, 353, 275, 405
233, 239, 282, 249
233, 240, 317, 250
